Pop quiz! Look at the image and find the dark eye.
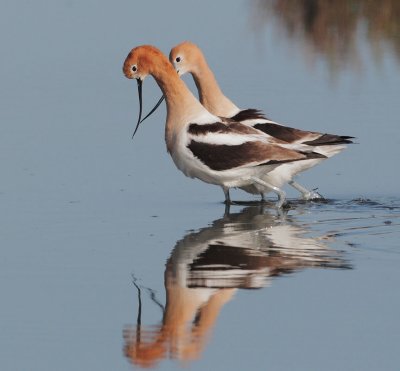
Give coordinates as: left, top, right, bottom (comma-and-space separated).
131, 65, 137, 72
175, 57, 181, 63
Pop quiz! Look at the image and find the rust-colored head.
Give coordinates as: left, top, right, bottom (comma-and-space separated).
123, 45, 170, 81
123, 45, 173, 138
169, 41, 205, 76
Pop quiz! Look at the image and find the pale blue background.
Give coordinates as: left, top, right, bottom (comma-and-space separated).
1, 1, 399, 370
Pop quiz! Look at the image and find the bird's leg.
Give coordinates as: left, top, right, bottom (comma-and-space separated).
288, 180, 324, 200
250, 177, 286, 208
260, 193, 265, 202
222, 187, 232, 205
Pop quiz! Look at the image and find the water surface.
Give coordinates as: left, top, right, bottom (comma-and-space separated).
122, 198, 400, 370
0, 0, 399, 370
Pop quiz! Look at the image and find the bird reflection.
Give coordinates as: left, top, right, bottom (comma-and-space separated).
123, 205, 350, 368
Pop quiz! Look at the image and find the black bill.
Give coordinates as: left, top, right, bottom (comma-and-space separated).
139, 95, 165, 124
132, 79, 143, 139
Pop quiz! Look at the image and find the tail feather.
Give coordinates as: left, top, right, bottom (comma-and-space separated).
304, 134, 355, 146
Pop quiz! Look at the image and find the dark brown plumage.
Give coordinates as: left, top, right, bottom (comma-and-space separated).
187, 140, 323, 171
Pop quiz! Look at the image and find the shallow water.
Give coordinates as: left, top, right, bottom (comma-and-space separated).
121, 198, 400, 370
4, 197, 400, 371
1, 0, 400, 370
0, 198, 400, 370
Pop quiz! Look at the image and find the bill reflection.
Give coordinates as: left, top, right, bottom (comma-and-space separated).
124, 206, 351, 368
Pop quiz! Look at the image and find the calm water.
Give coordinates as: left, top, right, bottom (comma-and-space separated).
1, 1, 399, 370
122, 198, 400, 370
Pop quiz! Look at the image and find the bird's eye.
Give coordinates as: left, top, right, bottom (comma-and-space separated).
175, 57, 181, 63
131, 65, 137, 72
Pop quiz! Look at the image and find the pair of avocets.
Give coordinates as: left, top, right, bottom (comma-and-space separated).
123, 42, 353, 207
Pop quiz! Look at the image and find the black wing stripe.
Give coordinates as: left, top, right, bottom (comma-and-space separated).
187, 140, 259, 171
188, 122, 259, 136
256, 151, 326, 167
188, 122, 229, 135
303, 134, 355, 146
230, 109, 267, 122
187, 140, 325, 171
253, 123, 310, 143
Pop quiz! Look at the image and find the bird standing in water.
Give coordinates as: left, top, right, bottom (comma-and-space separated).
123, 45, 328, 207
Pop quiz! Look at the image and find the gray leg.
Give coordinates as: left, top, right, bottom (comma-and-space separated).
222, 187, 232, 204
251, 177, 286, 208
288, 180, 323, 200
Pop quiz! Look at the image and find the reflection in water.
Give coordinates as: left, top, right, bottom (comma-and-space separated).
250, 0, 400, 73
123, 206, 351, 368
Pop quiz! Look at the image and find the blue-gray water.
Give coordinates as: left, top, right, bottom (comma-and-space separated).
1, 1, 399, 370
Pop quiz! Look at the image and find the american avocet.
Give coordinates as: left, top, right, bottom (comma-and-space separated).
165, 41, 354, 200
123, 45, 327, 207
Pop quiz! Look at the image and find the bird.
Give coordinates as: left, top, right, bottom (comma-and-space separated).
122, 45, 328, 207
165, 41, 354, 200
